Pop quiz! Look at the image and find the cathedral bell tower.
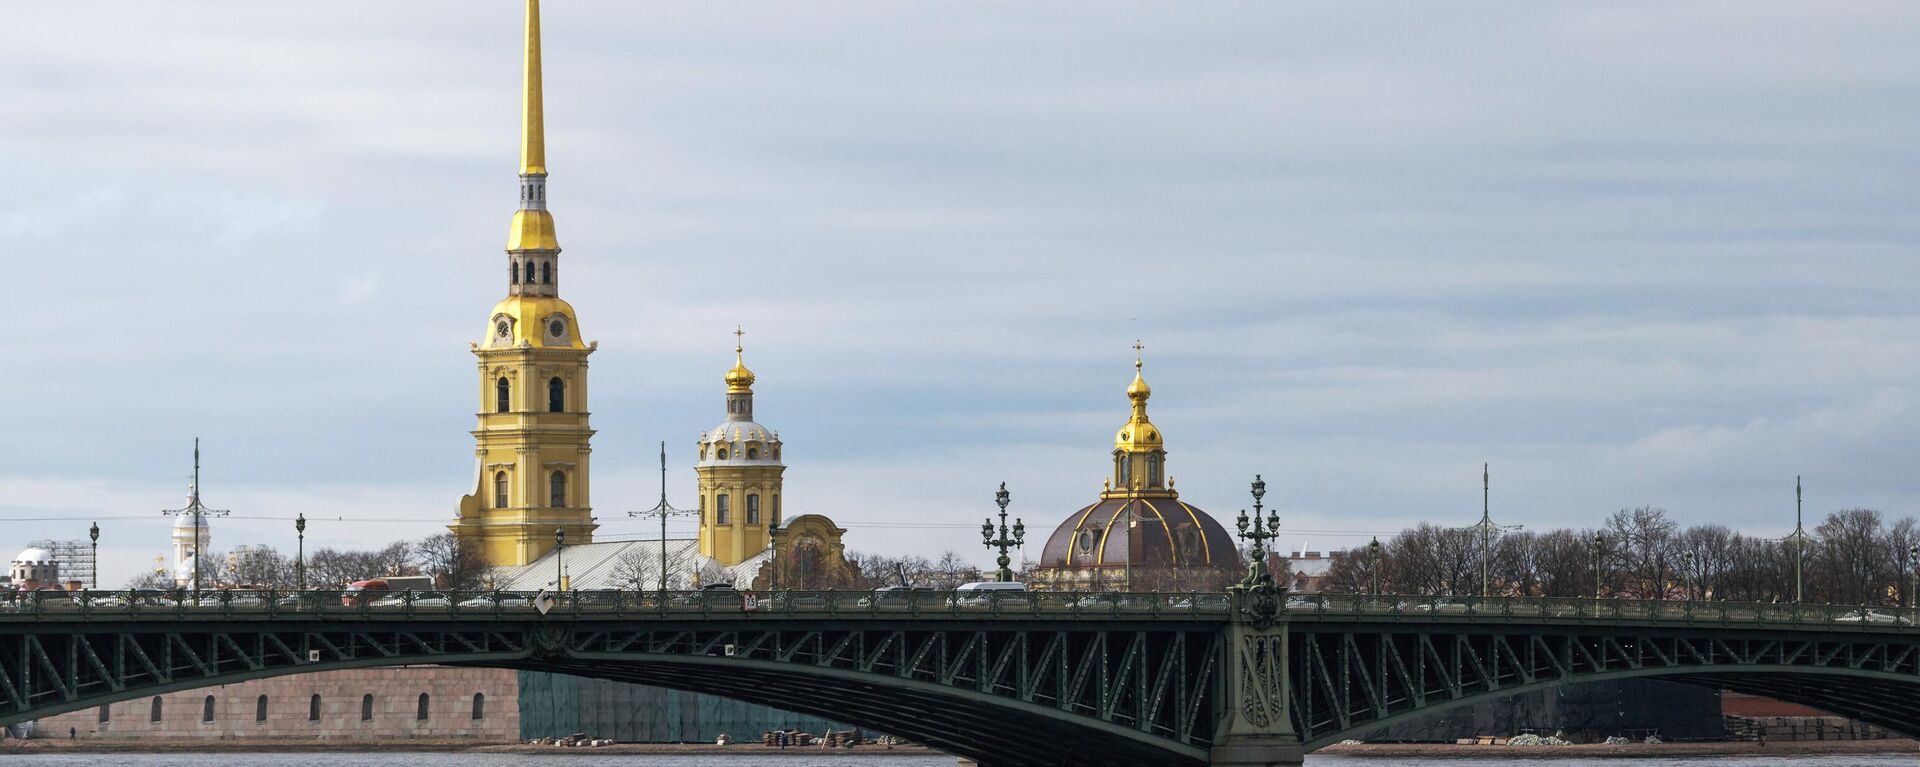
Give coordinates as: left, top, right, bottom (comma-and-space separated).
451, 0, 598, 568
696, 329, 786, 567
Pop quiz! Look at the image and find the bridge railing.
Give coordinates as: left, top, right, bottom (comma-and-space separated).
1280, 593, 1919, 628
1, 588, 1913, 628
0, 587, 1239, 621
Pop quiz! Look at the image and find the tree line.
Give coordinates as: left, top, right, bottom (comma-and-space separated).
1317, 506, 1920, 605
126, 533, 488, 593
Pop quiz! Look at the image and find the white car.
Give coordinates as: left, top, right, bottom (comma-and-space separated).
458, 594, 534, 609
951, 581, 1029, 608
369, 591, 452, 608
1834, 610, 1909, 625
193, 592, 267, 607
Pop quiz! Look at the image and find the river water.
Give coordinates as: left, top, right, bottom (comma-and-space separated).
0, 754, 1914, 767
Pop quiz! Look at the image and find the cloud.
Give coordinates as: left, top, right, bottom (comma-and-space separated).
1, 2, 1918, 583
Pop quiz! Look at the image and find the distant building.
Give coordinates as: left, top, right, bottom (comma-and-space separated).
1279, 549, 1335, 594
25, 539, 94, 590
9, 547, 59, 591
1030, 351, 1241, 592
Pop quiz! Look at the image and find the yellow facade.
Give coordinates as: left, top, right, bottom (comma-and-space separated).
696, 336, 785, 566
451, 0, 597, 567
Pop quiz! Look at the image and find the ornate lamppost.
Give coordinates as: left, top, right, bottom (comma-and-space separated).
1235, 475, 1281, 588
88, 522, 99, 591
294, 513, 307, 591
628, 442, 695, 595
161, 439, 231, 602
1367, 536, 1381, 598
554, 528, 567, 590
982, 483, 1025, 583
1789, 476, 1809, 604
768, 520, 781, 590
1907, 544, 1917, 617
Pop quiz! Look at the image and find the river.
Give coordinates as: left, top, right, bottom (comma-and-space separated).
0, 754, 1915, 767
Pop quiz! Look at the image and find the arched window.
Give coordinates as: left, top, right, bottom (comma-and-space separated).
360, 694, 373, 721
416, 693, 430, 721
495, 377, 511, 414
493, 471, 509, 508
150, 696, 163, 722
547, 377, 565, 413
716, 494, 730, 525
309, 694, 322, 721
98, 704, 110, 723
1148, 453, 1162, 487
549, 471, 567, 508
698, 494, 706, 525
202, 695, 216, 722
1116, 453, 1131, 487
512, 261, 521, 284
541, 261, 552, 284
256, 695, 269, 722
746, 494, 760, 525
772, 494, 780, 525
471, 693, 485, 720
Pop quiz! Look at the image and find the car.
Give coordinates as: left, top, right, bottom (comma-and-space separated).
457, 593, 535, 609
1169, 594, 1233, 610
192, 592, 267, 608
857, 586, 935, 608
1834, 610, 1909, 625
369, 591, 452, 608
768, 592, 832, 609
1401, 600, 1471, 614
951, 581, 1029, 608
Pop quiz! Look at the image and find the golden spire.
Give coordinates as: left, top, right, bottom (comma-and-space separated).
1114, 340, 1161, 452
725, 325, 757, 393
507, 0, 559, 253
520, 0, 545, 175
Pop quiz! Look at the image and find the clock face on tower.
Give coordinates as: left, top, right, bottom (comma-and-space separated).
495, 319, 511, 339
549, 319, 565, 337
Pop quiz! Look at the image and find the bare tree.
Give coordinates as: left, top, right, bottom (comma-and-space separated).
1606, 506, 1677, 599
416, 533, 487, 592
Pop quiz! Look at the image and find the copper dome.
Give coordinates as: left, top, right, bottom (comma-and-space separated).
1037, 496, 1240, 571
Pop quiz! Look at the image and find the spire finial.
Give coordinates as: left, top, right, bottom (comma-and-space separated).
1133, 339, 1144, 371
734, 325, 746, 358
521, 0, 546, 176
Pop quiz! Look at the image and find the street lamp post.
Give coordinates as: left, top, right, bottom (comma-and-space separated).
1592, 533, 1606, 601
768, 521, 780, 590
981, 483, 1025, 583
1234, 475, 1281, 588
88, 522, 99, 591
1682, 549, 1696, 602
554, 528, 566, 590
294, 514, 307, 592
161, 439, 231, 602
1791, 476, 1808, 604
1367, 536, 1381, 598
1462, 464, 1520, 599
1907, 544, 1917, 617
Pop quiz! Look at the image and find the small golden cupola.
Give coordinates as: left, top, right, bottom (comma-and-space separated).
697, 327, 786, 567
724, 330, 757, 394
1110, 341, 1167, 495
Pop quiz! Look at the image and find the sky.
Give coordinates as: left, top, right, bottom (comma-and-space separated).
2, 2, 1918, 588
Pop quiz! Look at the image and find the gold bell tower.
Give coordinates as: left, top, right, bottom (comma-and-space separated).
696, 329, 786, 566
451, 0, 598, 567
1107, 341, 1172, 500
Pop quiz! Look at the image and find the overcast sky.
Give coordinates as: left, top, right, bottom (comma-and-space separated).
3, 2, 1918, 587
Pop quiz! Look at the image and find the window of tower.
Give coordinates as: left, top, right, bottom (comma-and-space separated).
698, 494, 705, 525
541, 261, 552, 284
746, 446, 758, 460
716, 494, 730, 525
746, 494, 760, 524
496, 378, 511, 413
549, 471, 567, 508
772, 494, 780, 524
493, 472, 509, 508
717, 448, 728, 460
1148, 453, 1162, 486
511, 261, 520, 284
1117, 454, 1131, 487
547, 377, 565, 413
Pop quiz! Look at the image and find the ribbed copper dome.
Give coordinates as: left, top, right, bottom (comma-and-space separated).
1037, 496, 1239, 570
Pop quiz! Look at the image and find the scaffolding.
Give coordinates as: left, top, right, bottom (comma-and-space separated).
27, 539, 96, 590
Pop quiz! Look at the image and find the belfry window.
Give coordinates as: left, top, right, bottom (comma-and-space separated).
1148, 453, 1162, 487
496, 378, 511, 413
493, 472, 509, 508
1116, 454, 1131, 487
746, 494, 760, 525
698, 493, 706, 524
549, 471, 567, 508
746, 446, 758, 460
512, 261, 521, 284
716, 494, 730, 525
547, 377, 565, 413
541, 261, 552, 284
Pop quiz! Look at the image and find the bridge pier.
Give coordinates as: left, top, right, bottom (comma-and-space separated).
1211, 596, 1304, 766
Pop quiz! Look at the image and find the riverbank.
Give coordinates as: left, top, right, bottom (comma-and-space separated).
0, 739, 941, 757
1319, 738, 1920, 758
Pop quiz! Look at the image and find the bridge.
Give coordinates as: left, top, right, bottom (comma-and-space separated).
2, 588, 1918, 766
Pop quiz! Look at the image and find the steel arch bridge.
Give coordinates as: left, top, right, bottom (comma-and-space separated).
1, 590, 1918, 766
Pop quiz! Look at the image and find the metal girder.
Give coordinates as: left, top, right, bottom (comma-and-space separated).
1290, 623, 1920, 750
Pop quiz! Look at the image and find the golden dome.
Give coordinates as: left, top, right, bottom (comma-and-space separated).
725, 326, 756, 393
1114, 351, 1162, 452
483, 295, 585, 350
